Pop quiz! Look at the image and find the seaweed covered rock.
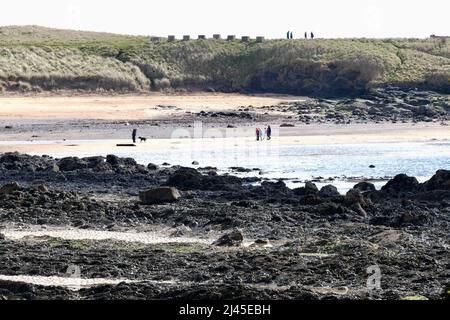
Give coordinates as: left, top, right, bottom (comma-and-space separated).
293, 182, 319, 196
318, 185, 340, 198
381, 174, 419, 193
354, 181, 376, 193
166, 167, 242, 191
421, 170, 450, 191
0, 182, 20, 195
0, 152, 55, 171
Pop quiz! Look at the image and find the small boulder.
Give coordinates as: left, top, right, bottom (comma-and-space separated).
382, 174, 419, 193
106, 155, 120, 166
354, 182, 376, 192
0, 182, 20, 195
166, 167, 204, 190
35, 184, 48, 193
318, 185, 340, 198
213, 229, 244, 247
147, 163, 158, 171
344, 188, 365, 206
139, 187, 181, 205
192, 161, 200, 166
305, 182, 319, 192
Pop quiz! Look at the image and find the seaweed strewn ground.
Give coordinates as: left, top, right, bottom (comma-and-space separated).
0, 153, 448, 300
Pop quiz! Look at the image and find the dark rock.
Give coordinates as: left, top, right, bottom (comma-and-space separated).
139, 187, 181, 205
147, 163, 158, 171
106, 155, 121, 166
166, 167, 242, 191
229, 167, 252, 173
0, 182, 20, 195
305, 182, 319, 193
58, 157, 88, 171
354, 182, 376, 192
166, 167, 203, 190
35, 184, 49, 193
213, 229, 244, 247
344, 189, 368, 207
318, 185, 340, 198
382, 174, 419, 193
83, 156, 105, 168
421, 170, 450, 191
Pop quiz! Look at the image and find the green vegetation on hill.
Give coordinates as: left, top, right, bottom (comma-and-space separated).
0, 26, 448, 95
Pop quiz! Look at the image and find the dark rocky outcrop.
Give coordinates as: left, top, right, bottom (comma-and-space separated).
381, 174, 419, 194
421, 170, 450, 191
166, 167, 242, 191
58, 157, 89, 171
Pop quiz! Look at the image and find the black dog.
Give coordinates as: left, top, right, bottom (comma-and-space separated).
139, 137, 147, 143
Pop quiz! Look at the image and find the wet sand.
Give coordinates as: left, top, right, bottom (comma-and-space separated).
0, 123, 448, 155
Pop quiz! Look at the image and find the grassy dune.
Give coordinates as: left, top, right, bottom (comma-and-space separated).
0, 26, 448, 95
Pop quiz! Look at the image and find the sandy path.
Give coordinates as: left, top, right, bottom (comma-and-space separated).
0, 93, 302, 121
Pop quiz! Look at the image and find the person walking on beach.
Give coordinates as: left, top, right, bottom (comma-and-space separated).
267, 125, 272, 140
132, 129, 137, 144
260, 128, 265, 141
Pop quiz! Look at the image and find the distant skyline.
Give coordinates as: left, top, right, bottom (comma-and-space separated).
0, 0, 449, 39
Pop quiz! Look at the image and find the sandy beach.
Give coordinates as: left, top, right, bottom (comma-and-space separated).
0, 93, 448, 154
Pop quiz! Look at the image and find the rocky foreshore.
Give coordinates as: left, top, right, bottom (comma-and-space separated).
265, 88, 450, 125
0, 153, 449, 300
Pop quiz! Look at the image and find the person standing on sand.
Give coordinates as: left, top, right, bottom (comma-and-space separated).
260, 128, 265, 141
132, 129, 137, 144
267, 125, 272, 140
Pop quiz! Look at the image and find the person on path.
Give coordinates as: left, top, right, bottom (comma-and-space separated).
311, 32, 315, 39
287, 31, 290, 39
132, 129, 137, 144
267, 125, 272, 140
290, 32, 294, 39
305, 32, 308, 39
256, 128, 260, 141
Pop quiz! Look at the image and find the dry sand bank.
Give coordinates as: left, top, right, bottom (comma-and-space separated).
0, 93, 302, 121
